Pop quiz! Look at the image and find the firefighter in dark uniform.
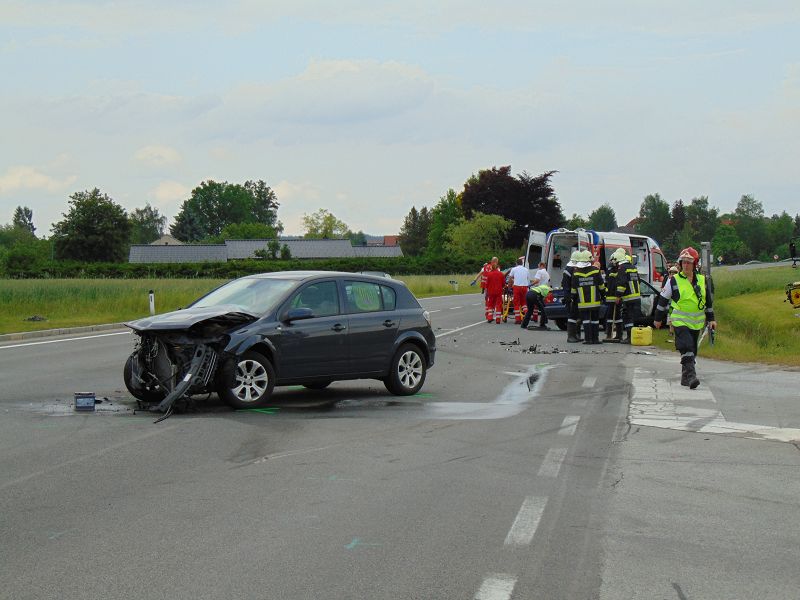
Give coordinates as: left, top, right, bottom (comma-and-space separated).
611, 248, 641, 343
562, 250, 582, 343
571, 250, 605, 344
654, 247, 716, 388
604, 252, 621, 340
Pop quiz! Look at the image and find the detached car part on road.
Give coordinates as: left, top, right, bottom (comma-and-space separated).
124, 271, 436, 416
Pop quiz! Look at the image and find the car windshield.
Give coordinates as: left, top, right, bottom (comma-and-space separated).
191, 278, 298, 315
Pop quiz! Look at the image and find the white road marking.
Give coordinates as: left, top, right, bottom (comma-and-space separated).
629, 367, 800, 444
537, 448, 568, 478
504, 495, 547, 546
582, 376, 597, 388
429, 309, 441, 313
434, 321, 486, 338
472, 302, 483, 306
558, 415, 581, 436
474, 574, 517, 600
449, 306, 462, 310
0, 331, 131, 349
475, 574, 517, 600
502, 371, 524, 376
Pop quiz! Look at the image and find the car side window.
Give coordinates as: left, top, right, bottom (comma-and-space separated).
344, 281, 384, 313
290, 281, 340, 317
380, 285, 396, 310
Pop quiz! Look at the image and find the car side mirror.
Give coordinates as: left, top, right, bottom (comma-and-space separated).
285, 307, 314, 322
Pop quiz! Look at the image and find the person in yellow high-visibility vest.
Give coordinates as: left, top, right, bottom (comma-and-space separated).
654, 247, 717, 389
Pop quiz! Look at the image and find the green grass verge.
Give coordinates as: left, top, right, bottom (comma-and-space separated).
0, 275, 480, 334
648, 266, 800, 367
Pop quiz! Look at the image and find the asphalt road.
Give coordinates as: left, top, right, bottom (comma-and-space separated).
1, 293, 799, 599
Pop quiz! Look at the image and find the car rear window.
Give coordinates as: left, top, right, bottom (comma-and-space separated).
345, 281, 396, 313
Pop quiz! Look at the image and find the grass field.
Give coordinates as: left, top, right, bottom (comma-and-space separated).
0, 274, 479, 335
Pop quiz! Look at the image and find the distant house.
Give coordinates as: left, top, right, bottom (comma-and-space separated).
149, 234, 184, 246
129, 238, 404, 263
612, 217, 641, 235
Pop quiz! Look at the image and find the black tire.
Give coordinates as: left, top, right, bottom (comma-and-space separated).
384, 343, 427, 396
218, 350, 275, 409
123, 354, 166, 402
303, 381, 332, 390
555, 319, 568, 331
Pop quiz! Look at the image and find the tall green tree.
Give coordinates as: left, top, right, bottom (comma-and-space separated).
637, 193, 672, 243
427, 189, 462, 255
445, 212, 514, 256
588, 203, 617, 231
302, 208, 350, 239
733, 194, 766, 260
170, 204, 205, 242
766, 212, 794, 253
51, 188, 131, 262
460, 167, 563, 245
685, 196, 719, 243
712, 223, 746, 263
565, 213, 589, 230
671, 199, 686, 233
170, 179, 281, 240
398, 206, 431, 256
129, 203, 167, 244
12, 206, 36, 236
208, 221, 279, 243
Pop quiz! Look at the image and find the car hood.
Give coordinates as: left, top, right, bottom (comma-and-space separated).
126, 304, 259, 332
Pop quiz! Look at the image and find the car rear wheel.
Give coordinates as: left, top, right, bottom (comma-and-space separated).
218, 351, 275, 409
384, 344, 427, 396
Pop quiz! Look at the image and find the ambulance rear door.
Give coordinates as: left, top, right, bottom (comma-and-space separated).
525, 230, 547, 270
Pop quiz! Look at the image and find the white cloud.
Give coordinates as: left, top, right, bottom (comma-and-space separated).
0, 166, 76, 194
134, 145, 181, 168
149, 180, 189, 216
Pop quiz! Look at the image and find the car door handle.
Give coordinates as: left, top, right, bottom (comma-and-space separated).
331, 324, 346, 332
383, 320, 395, 327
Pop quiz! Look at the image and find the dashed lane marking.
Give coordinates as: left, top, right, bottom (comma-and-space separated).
434, 321, 486, 338
630, 367, 800, 443
582, 376, 597, 388
558, 415, 581, 436
474, 574, 517, 600
449, 306, 462, 310
504, 495, 547, 546
537, 448, 568, 478
429, 309, 441, 313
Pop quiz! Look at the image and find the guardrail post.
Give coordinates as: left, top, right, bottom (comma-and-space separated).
149, 290, 155, 315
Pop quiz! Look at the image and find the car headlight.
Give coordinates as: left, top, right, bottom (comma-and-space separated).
423, 310, 431, 326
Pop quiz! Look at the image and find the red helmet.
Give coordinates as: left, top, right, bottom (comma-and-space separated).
677, 247, 699, 267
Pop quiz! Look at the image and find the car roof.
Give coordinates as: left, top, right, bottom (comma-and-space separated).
244, 271, 395, 283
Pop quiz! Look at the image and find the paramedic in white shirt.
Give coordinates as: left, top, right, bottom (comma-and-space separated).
509, 257, 531, 324
532, 262, 550, 287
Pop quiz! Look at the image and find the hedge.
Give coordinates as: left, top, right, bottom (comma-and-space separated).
1, 251, 521, 279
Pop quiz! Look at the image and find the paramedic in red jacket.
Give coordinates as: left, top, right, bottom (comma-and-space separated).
485, 261, 506, 323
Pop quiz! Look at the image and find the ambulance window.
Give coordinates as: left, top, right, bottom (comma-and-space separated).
654, 252, 667, 278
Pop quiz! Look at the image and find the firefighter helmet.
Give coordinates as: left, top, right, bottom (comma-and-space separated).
611, 247, 628, 264
677, 247, 700, 267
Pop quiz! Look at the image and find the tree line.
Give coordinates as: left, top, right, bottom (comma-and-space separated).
2, 169, 799, 277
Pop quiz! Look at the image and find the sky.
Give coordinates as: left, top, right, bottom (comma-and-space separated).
1, 1, 799, 238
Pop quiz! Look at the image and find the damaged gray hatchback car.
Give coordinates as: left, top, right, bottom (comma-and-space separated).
123, 271, 436, 415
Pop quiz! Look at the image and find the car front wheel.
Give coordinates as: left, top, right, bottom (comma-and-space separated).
384, 343, 427, 396
218, 351, 275, 409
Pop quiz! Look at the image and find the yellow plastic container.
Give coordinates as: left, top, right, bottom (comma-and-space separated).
631, 326, 653, 346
